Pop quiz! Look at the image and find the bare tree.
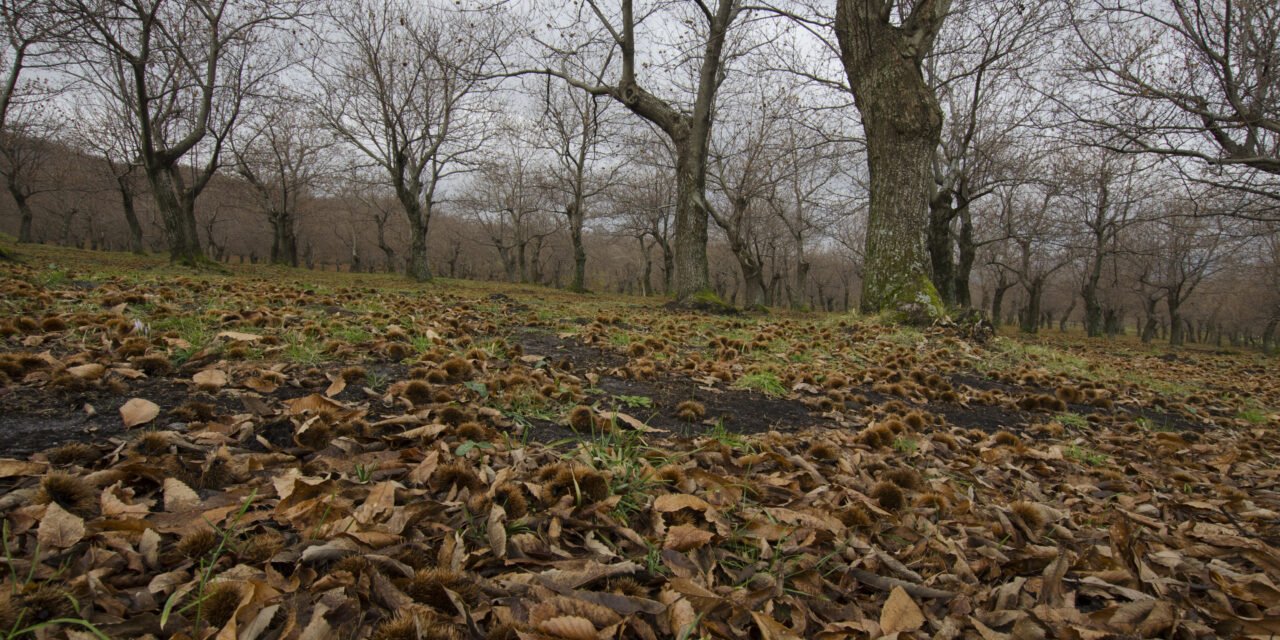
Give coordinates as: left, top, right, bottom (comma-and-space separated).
833, 0, 950, 313
925, 0, 1058, 307
311, 0, 504, 282
230, 92, 332, 267
69, 99, 147, 253
62, 0, 307, 266
0, 104, 56, 242
517, 0, 749, 303
533, 78, 618, 292
1068, 0, 1280, 209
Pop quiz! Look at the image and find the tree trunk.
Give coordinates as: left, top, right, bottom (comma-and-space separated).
672, 146, 711, 298
991, 280, 1013, 327
927, 195, 956, 305
7, 172, 32, 243
567, 200, 587, 292
1140, 296, 1160, 343
398, 193, 432, 281
1262, 312, 1278, 353
1167, 294, 1184, 346
117, 180, 145, 254
1019, 279, 1043, 334
1082, 265, 1103, 338
835, 0, 946, 314
148, 166, 204, 266
953, 205, 975, 308
269, 209, 298, 267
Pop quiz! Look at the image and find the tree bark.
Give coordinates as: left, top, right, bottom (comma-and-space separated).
835, 0, 947, 314
927, 194, 956, 305
147, 166, 204, 266
1019, 278, 1044, 334
953, 207, 976, 308
1167, 293, 1185, 346
116, 177, 144, 254
568, 201, 587, 292
11, 186, 32, 243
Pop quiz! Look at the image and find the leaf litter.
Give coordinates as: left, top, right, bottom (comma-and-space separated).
0, 255, 1277, 639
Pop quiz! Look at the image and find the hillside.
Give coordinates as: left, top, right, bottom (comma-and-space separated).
0, 242, 1277, 639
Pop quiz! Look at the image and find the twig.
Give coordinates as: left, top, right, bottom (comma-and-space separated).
846, 567, 955, 599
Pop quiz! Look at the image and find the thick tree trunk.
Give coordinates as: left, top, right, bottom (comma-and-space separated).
148, 167, 204, 266
836, 0, 946, 314
672, 146, 711, 299
269, 209, 298, 267
396, 188, 432, 282
14, 195, 31, 243
1019, 279, 1044, 334
1167, 294, 1184, 346
1262, 313, 1278, 352
991, 280, 1012, 327
1082, 260, 1104, 337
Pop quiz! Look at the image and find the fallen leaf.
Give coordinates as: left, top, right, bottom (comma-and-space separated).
163, 477, 201, 512
193, 368, 229, 389
880, 586, 925, 635
0, 459, 47, 478
120, 398, 161, 427
664, 524, 715, 551
67, 363, 105, 379
37, 502, 85, 549
218, 331, 263, 342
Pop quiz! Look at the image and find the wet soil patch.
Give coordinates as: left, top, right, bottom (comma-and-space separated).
592, 374, 823, 437
514, 330, 628, 371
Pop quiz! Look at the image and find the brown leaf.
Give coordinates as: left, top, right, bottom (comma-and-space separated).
658, 587, 698, 639
286, 394, 348, 416
663, 524, 715, 552
218, 331, 262, 342
0, 459, 47, 478
653, 493, 711, 512
880, 586, 925, 635
163, 477, 201, 512
243, 377, 279, 393
37, 502, 85, 549
487, 503, 508, 559
352, 481, 395, 525
324, 376, 347, 397
120, 398, 161, 427
67, 363, 105, 379
538, 616, 597, 640
751, 611, 803, 640
193, 368, 229, 389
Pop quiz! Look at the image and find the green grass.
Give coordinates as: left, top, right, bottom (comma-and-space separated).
1238, 409, 1267, 424
612, 394, 652, 409
1055, 413, 1088, 428
734, 371, 786, 397
1065, 444, 1109, 466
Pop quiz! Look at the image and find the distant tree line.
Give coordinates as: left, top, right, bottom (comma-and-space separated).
0, 0, 1276, 349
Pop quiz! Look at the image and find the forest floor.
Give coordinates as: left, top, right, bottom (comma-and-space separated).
0, 241, 1278, 640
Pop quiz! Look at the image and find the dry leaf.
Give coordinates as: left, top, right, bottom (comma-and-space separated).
538, 615, 597, 640
0, 459, 47, 478
193, 368, 229, 389
37, 502, 85, 549
120, 398, 161, 427
163, 477, 201, 512
67, 363, 105, 379
663, 524, 715, 551
880, 586, 925, 635
218, 331, 263, 342
653, 493, 711, 512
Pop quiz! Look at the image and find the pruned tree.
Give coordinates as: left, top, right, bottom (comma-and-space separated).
833, 0, 950, 313
532, 77, 618, 292
516, 0, 749, 303
0, 103, 56, 242
230, 92, 333, 267
312, 0, 505, 282
62, 0, 308, 267
68, 99, 147, 253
